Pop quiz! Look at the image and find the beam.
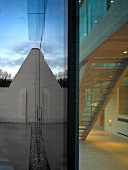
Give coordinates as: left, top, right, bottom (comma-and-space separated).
84, 78, 113, 81
81, 85, 109, 88
91, 59, 125, 63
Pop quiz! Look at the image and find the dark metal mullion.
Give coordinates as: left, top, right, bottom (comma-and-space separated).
68, 1, 79, 170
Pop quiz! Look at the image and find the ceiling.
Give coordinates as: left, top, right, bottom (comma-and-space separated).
83, 22, 128, 60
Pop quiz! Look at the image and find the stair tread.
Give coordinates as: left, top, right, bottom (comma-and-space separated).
79, 124, 88, 126
79, 127, 87, 129
79, 137, 85, 140
79, 134, 84, 137
80, 121, 90, 122
79, 132, 86, 134
80, 116, 93, 118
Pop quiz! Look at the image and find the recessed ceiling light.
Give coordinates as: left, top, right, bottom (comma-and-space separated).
84, 33, 86, 35
95, 20, 97, 23
111, 1, 114, 2
123, 51, 127, 54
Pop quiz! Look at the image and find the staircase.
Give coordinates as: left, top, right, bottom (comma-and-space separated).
79, 57, 128, 140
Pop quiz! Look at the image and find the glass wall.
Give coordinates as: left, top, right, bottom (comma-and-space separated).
0, 0, 68, 169
80, 0, 117, 43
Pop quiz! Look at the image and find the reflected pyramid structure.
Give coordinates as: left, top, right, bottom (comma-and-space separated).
0, 48, 66, 123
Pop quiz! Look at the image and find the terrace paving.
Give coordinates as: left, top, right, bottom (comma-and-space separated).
0, 123, 67, 170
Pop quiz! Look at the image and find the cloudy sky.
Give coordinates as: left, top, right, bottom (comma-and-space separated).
0, 0, 67, 77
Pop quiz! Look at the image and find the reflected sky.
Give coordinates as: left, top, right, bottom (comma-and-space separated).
0, 0, 67, 77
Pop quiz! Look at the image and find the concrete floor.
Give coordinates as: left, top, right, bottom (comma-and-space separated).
0, 123, 67, 170
79, 128, 128, 170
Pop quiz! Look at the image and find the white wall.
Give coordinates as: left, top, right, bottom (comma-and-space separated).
105, 89, 128, 140
0, 88, 26, 123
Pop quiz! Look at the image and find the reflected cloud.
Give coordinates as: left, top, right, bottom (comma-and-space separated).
45, 56, 67, 71
0, 39, 67, 76
10, 41, 40, 56
0, 57, 25, 67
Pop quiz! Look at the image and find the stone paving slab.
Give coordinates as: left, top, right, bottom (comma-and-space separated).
79, 129, 128, 170
0, 123, 67, 170
0, 166, 14, 170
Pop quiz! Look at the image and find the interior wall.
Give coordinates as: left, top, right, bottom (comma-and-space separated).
105, 86, 128, 140
119, 85, 128, 115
